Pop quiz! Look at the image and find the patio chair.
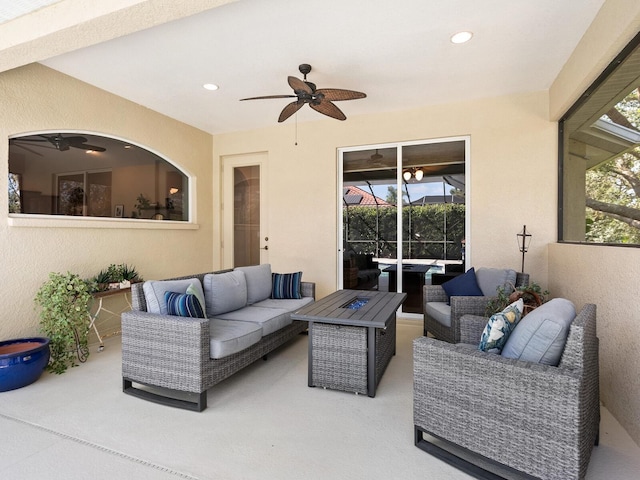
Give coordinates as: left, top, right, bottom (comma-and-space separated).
413, 302, 599, 479
423, 268, 528, 343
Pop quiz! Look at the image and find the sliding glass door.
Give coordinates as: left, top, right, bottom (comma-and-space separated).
339, 138, 468, 315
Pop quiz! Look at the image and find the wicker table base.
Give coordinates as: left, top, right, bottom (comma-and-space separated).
292, 290, 406, 397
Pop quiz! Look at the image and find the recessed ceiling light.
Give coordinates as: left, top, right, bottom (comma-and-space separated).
451, 31, 473, 44
203, 83, 219, 91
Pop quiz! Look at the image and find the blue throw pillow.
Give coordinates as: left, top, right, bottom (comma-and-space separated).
271, 272, 303, 299
164, 291, 205, 318
478, 299, 524, 353
441, 267, 484, 304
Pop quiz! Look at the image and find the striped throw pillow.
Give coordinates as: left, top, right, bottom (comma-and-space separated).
271, 272, 302, 299
164, 291, 205, 318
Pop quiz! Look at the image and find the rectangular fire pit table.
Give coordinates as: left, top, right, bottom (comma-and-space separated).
291, 290, 406, 397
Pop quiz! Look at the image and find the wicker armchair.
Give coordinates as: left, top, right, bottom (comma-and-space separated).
423, 271, 529, 343
414, 303, 599, 480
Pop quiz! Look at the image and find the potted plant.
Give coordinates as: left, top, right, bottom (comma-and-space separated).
92, 264, 141, 291
485, 282, 549, 317
34, 271, 93, 374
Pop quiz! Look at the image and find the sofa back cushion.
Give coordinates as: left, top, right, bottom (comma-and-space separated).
501, 298, 576, 366
143, 278, 205, 315
475, 268, 518, 296
234, 264, 272, 304
204, 270, 247, 315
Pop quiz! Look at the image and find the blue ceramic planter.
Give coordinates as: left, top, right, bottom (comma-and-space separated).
0, 337, 50, 392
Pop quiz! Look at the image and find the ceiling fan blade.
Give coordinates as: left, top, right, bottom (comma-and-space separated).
71, 143, 106, 152
288, 76, 313, 94
310, 99, 346, 121
240, 95, 297, 101
278, 101, 305, 122
316, 88, 367, 101
12, 137, 49, 142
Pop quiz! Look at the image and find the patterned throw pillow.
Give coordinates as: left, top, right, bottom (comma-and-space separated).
271, 272, 303, 299
164, 291, 205, 318
478, 299, 524, 353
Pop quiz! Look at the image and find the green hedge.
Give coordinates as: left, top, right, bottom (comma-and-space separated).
343, 204, 465, 260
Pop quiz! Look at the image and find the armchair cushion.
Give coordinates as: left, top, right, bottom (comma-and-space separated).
204, 271, 247, 315
502, 298, 576, 366
475, 267, 517, 296
478, 299, 523, 353
143, 278, 205, 315
235, 264, 272, 304
441, 267, 483, 303
423, 302, 451, 328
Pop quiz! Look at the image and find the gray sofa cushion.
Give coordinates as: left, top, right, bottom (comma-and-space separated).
235, 264, 272, 304
143, 278, 205, 315
501, 298, 576, 366
203, 271, 247, 315
475, 268, 517, 296
252, 297, 314, 312
214, 306, 291, 336
424, 302, 452, 328
209, 319, 263, 359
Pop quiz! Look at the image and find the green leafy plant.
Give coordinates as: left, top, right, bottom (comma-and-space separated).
135, 193, 151, 217
34, 272, 93, 374
91, 264, 141, 291
485, 282, 550, 317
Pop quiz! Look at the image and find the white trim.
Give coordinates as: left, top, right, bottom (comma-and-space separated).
7, 214, 199, 230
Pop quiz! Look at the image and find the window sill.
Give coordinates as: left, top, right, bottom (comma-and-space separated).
8, 214, 199, 230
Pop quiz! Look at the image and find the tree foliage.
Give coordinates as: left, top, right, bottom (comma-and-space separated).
586, 88, 640, 243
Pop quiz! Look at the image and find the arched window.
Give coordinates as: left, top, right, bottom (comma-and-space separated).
8, 132, 189, 221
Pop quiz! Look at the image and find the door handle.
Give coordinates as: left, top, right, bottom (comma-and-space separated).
261, 245, 269, 250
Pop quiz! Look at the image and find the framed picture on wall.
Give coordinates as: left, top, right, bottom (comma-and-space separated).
114, 204, 124, 218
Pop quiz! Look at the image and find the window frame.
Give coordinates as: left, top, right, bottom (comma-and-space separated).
558, 31, 640, 247
7, 131, 198, 230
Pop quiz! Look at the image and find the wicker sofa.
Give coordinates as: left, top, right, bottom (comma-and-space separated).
121, 265, 314, 411
414, 302, 599, 479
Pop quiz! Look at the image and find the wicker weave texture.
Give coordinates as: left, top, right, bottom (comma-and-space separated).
310, 317, 396, 395
311, 323, 368, 394
423, 271, 529, 343
413, 303, 599, 480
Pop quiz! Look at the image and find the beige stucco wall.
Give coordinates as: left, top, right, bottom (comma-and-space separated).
212, 89, 556, 301
548, 0, 640, 446
0, 63, 214, 340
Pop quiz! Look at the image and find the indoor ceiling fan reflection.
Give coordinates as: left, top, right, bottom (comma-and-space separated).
10, 134, 106, 152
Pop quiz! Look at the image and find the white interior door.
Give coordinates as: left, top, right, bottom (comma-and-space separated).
222, 152, 268, 268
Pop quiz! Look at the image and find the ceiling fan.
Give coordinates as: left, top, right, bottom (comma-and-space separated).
10, 134, 106, 153
240, 64, 366, 122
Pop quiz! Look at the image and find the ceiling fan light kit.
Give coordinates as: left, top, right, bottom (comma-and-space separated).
240, 64, 366, 123
403, 167, 424, 182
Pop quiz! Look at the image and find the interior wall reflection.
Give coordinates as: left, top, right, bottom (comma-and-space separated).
8, 132, 189, 221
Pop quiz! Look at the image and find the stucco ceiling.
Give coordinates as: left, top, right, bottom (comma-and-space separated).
28, 0, 606, 134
